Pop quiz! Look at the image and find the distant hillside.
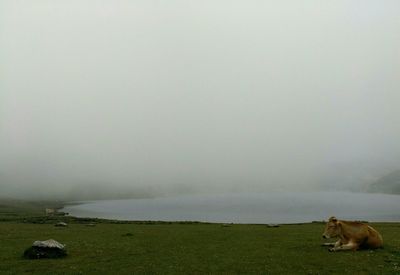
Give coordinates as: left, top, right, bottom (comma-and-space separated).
369, 170, 400, 194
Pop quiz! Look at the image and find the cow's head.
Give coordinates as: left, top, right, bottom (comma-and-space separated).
322, 216, 340, 239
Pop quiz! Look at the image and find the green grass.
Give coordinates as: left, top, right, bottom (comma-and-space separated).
0, 199, 63, 222
0, 200, 400, 274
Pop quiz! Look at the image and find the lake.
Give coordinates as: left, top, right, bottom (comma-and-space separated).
62, 192, 400, 224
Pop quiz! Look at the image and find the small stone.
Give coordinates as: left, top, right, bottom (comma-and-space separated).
267, 224, 280, 228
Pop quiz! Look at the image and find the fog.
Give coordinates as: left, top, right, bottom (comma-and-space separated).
1, 1, 400, 200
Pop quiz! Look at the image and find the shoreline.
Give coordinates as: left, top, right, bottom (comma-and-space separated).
2, 196, 400, 225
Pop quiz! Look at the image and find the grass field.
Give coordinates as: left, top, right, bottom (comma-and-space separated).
0, 199, 63, 222
1, 200, 399, 274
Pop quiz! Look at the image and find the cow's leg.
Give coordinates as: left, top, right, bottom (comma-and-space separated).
322, 240, 339, 247
325, 240, 341, 248
329, 242, 358, 252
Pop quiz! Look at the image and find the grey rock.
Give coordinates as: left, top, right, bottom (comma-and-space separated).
267, 224, 280, 228
33, 239, 65, 249
54, 222, 68, 227
24, 239, 67, 259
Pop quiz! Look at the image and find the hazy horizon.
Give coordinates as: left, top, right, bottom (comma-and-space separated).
1, 1, 400, 200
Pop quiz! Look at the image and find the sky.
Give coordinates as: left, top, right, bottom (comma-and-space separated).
1, 1, 400, 200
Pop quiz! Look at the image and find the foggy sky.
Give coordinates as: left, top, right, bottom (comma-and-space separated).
1, 1, 400, 200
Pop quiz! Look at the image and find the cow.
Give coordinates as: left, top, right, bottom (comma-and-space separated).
45, 208, 55, 216
322, 216, 383, 252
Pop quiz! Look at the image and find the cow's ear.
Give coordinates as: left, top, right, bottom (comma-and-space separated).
329, 216, 337, 223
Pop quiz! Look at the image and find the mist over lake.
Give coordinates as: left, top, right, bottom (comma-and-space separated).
63, 192, 400, 224
2, 1, 400, 202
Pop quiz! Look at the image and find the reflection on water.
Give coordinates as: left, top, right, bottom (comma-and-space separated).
63, 192, 400, 224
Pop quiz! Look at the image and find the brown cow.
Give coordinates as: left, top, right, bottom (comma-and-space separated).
322, 216, 383, 252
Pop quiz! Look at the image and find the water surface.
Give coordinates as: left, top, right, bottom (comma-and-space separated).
63, 192, 400, 224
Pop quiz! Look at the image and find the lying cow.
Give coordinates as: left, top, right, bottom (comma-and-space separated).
322, 216, 383, 252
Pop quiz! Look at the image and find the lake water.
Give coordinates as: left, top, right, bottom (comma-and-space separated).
62, 192, 400, 224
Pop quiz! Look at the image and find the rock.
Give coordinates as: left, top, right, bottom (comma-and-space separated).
24, 239, 67, 259
33, 239, 65, 249
267, 224, 280, 228
55, 222, 68, 227
85, 223, 96, 227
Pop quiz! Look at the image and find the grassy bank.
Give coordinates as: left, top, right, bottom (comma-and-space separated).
0, 198, 65, 221
0, 200, 399, 274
